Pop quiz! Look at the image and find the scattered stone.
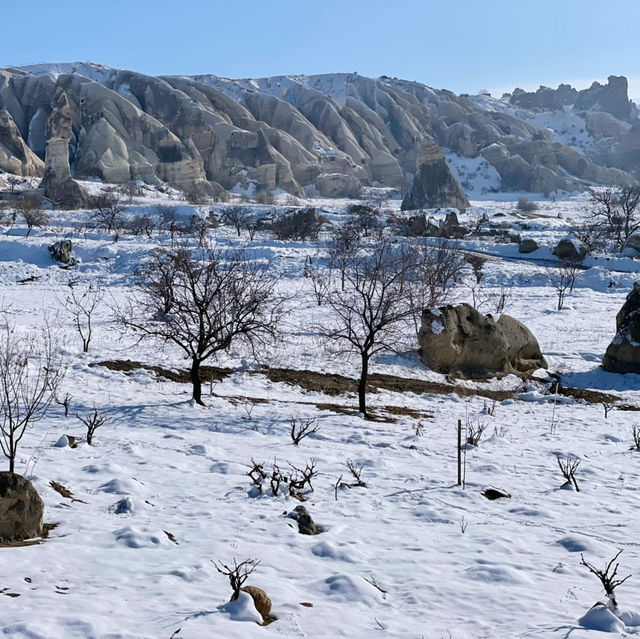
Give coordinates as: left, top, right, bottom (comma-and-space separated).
419, 303, 547, 378
482, 487, 512, 500
519, 238, 539, 253
54, 435, 78, 448
0, 472, 44, 541
287, 505, 322, 535
603, 281, 640, 373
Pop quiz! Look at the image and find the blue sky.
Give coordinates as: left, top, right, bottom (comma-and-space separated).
3, 0, 640, 99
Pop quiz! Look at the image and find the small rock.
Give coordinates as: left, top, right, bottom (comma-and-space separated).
241, 585, 272, 620
287, 505, 321, 535
519, 238, 539, 253
482, 487, 512, 500
114, 497, 134, 514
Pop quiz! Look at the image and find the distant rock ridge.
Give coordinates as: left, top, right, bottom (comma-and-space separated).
0, 63, 638, 203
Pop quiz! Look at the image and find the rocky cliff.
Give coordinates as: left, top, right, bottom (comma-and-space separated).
0, 63, 637, 203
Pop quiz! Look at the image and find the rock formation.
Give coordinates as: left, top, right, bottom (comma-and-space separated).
401, 142, 470, 210
602, 282, 640, 373
0, 472, 44, 541
0, 63, 639, 200
553, 236, 587, 261
418, 304, 547, 378
39, 87, 88, 208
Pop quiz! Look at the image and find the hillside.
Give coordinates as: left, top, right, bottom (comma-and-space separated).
0, 63, 638, 203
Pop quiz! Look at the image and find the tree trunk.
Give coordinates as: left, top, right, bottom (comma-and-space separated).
358, 353, 369, 417
190, 358, 204, 405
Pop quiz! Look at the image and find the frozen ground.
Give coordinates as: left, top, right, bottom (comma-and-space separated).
0, 184, 640, 638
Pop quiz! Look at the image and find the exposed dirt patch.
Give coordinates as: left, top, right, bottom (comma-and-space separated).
50, 481, 87, 504
91, 360, 637, 408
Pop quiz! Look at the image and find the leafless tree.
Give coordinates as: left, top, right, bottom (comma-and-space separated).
318, 237, 416, 417
6, 175, 21, 194
55, 391, 72, 417
304, 257, 331, 306
76, 405, 108, 445
16, 196, 48, 237
65, 282, 104, 353
117, 241, 282, 405
213, 558, 260, 601
589, 187, 640, 251
156, 204, 181, 241
406, 238, 465, 333
581, 550, 631, 609
327, 222, 361, 291
0, 325, 65, 472
91, 191, 126, 240
221, 205, 249, 237
545, 258, 583, 310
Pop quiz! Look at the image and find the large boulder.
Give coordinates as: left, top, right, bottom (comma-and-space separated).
0, 472, 44, 541
419, 304, 547, 378
553, 236, 587, 261
402, 142, 469, 211
519, 238, 539, 253
602, 282, 640, 373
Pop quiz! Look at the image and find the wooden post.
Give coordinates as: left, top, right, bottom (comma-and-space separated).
457, 418, 462, 487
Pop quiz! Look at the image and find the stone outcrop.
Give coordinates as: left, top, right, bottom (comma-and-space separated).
241, 586, 272, 621
401, 142, 470, 210
602, 282, 640, 373
519, 238, 539, 253
48, 239, 73, 264
287, 505, 321, 535
39, 87, 88, 208
418, 303, 547, 378
0, 472, 44, 541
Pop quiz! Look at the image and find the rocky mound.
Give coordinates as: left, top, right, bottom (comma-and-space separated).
602, 282, 640, 374
418, 304, 547, 378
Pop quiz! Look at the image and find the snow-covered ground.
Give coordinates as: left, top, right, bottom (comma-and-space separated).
1, 184, 640, 638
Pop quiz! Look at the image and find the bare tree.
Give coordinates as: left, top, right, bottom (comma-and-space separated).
76, 406, 108, 445
118, 241, 282, 405
91, 191, 126, 240
6, 175, 21, 194
290, 416, 320, 445
16, 196, 48, 237
65, 282, 104, 353
0, 325, 64, 472
557, 454, 581, 491
221, 205, 249, 237
545, 258, 583, 310
318, 238, 416, 417
407, 238, 465, 333
589, 187, 640, 251
327, 222, 361, 291
156, 204, 181, 242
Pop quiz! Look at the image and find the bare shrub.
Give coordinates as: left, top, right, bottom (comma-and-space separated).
631, 424, 640, 450
55, 392, 72, 417
269, 208, 324, 241
126, 214, 156, 238
290, 416, 320, 445
248, 458, 317, 497
545, 258, 583, 310
557, 454, 581, 491
76, 406, 108, 445
16, 196, 47, 237
345, 459, 367, 487
580, 550, 631, 609
156, 204, 181, 240
588, 187, 640, 251
91, 192, 126, 240
213, 558, 260, 602
327, 222, 361, 291
304, 257, 331, 306
221, 205, 250, 237
466, 419, 487, 446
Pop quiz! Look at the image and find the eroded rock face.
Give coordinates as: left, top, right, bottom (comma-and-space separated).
401, 142, 469, 211
0, 472, 44, 541
602, 282, 640, 373
39, 87, 88, 208
0, 107, 44, 176
418, 304, 547, 378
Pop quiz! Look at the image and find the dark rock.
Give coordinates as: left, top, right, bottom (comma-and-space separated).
603, 281, 640, 373
553, 236, 587, 261
519, 238, 539, 253
0, 472, 44, 541
48, 239, 73, 264
402, 142, 469, 211
419, 303, 547, 378
287, 505, 321, 535
482, 487, 511, 500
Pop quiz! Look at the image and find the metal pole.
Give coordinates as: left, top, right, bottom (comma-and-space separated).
457, 418, 462, 487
